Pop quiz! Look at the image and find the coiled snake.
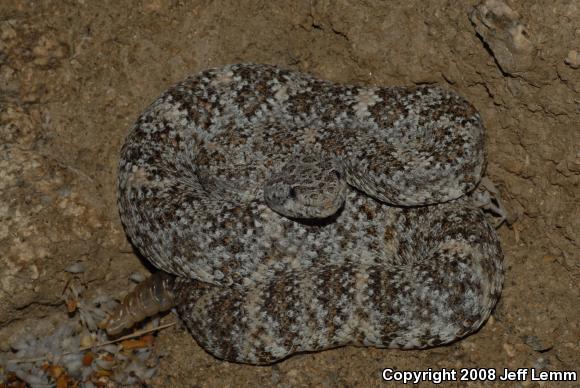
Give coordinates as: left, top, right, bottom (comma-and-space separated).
111, 64, 503, 364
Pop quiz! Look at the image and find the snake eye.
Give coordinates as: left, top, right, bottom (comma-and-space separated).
288, 187, 297, 199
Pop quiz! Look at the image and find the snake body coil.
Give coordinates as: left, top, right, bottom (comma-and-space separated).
116, 64, 503, 364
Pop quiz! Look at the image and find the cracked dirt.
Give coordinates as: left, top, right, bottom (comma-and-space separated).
1, 0, 578, 386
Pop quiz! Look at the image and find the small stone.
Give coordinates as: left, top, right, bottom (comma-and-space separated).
65, 262, 86, 274
564, 50, 579, 69
522, 335, 552, 352
503, 343, 515, 357
129, 272, 146, 283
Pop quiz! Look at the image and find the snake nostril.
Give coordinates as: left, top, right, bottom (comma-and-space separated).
288, 187, 297, 199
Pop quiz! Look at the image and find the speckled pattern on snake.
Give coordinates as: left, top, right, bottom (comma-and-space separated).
117, 63, 503, 364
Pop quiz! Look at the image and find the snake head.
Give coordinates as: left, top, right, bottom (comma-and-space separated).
264, 154, 347, 219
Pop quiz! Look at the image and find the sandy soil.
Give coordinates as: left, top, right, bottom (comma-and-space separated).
1, 0, 578, 386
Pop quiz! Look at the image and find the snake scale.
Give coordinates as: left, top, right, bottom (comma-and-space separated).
114, 64, 503, 364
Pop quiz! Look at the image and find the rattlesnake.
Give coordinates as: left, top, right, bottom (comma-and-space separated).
114, 64, 503, 364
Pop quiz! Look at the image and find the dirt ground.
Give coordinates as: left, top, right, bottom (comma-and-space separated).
1, 0, 578, 387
